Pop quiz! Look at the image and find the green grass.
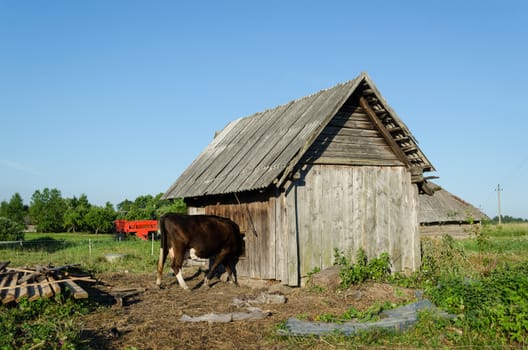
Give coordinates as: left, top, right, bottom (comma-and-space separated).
485, 223, 528, 238
462, 223, 528, 266
1, 232, 160, 273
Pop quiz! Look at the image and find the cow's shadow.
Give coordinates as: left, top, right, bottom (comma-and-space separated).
167, 265, 229, 290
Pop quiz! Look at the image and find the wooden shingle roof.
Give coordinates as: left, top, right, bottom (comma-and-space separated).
419, 185, 488, 224
164, 72, 435, 199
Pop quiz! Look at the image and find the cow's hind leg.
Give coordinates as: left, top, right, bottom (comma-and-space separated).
175, 268, 188, 290
224, 258, 239, 286
169, 245, 190, 290
156, 245, 167, 287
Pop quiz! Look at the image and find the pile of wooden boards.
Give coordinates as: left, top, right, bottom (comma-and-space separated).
0, 261, 96, 304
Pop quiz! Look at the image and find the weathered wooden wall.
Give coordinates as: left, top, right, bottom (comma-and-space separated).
420, 223, 476, 239
302, 95, 405, 167
187, 194, 279, 281
285, 165, 419, 285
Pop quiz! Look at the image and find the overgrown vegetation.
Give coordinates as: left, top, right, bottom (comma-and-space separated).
314, 301, 396, 323
333, 248, 391, 288
0, 296, 94, 349
295, 223, 528, 348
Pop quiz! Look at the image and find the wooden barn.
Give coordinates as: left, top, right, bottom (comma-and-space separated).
163, 72, 436, 286
419, 184, 488, 239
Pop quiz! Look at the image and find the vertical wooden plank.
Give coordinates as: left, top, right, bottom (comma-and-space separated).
408, 176, 420, 272
350, 166, 363, 262
16, 282, 28, 303
28, 284, 41, 302
342, 167, 352, 255
0, 273, 10, 302
287, 182, 300, 286
319, 166, 331, 270
309, 166, 321, 272
376, 167, 390, 256
298, 171, 312, 282
47, 275, 62, 296
41, 279, 54, 299
387, 167, 400, 271
277, 188, 289, 284
1, 273, 16, 304
334, 166, 346, 267
273, 192, 282, 282
266, 200, 275, 279
364, 167, 376, 259
326, 165, 343, 269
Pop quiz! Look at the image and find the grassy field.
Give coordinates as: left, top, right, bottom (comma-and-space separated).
4, 223, 526, 273
1, 232, 160, 273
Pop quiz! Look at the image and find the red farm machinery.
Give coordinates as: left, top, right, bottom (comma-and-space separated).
114, 219, 158, 240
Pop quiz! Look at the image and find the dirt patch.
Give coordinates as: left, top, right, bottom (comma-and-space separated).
79, 269, 416, 349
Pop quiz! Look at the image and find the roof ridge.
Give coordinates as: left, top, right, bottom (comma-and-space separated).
239, 76, 363, 121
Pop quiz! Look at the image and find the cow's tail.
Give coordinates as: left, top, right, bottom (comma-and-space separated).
156, 215, 168, 286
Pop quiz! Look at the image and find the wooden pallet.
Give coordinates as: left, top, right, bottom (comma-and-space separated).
0, 261, 96, 304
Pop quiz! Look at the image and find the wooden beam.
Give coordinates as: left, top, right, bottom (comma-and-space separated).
62, 280, 88, 299
46, 275, 62, 295
3, 273, 17, 304
359, 97, 411, 167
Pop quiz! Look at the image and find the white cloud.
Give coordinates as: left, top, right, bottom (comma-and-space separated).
0, 159, 43, 176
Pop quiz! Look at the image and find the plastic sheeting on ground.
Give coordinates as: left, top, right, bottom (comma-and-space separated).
278, 299, 456, 336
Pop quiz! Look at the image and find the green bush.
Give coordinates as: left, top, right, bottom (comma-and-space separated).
0, 296, 92, 349
334, 248, 391, 288
427, 261, 528, 344
0, 216, 24, 241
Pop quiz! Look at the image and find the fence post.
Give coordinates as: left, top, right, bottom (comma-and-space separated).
151, 234, 154, 256
89, 239, 92, 257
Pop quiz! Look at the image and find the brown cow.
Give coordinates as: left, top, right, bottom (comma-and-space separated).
156, 213, 244, 290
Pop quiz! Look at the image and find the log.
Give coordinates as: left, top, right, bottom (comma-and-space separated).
62, 280, 88, 299
16, 284, 28, 303
0, 273, 12, 303
4, 273, 18, 304
0, 276, 95, 291
40, 279, 54, 299
28, 284, 41, 302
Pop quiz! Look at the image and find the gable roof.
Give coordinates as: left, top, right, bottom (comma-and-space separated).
419, 184, 489, 224
164, 72, 435, 199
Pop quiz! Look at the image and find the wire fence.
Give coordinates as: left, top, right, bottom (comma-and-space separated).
0, 237, 158, 253
1, 236, 209, 273
0, 237, 161, 273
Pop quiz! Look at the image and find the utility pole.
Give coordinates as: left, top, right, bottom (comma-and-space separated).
496, 184, 503, 225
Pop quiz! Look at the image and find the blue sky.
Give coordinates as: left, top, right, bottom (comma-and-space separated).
0, 0, 527, 219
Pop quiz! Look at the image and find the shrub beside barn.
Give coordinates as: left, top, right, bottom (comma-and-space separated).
164, 72, 437, 286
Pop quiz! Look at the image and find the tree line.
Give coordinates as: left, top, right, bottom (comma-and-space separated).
489, 215, 528, 224
0, 188, 186, 238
